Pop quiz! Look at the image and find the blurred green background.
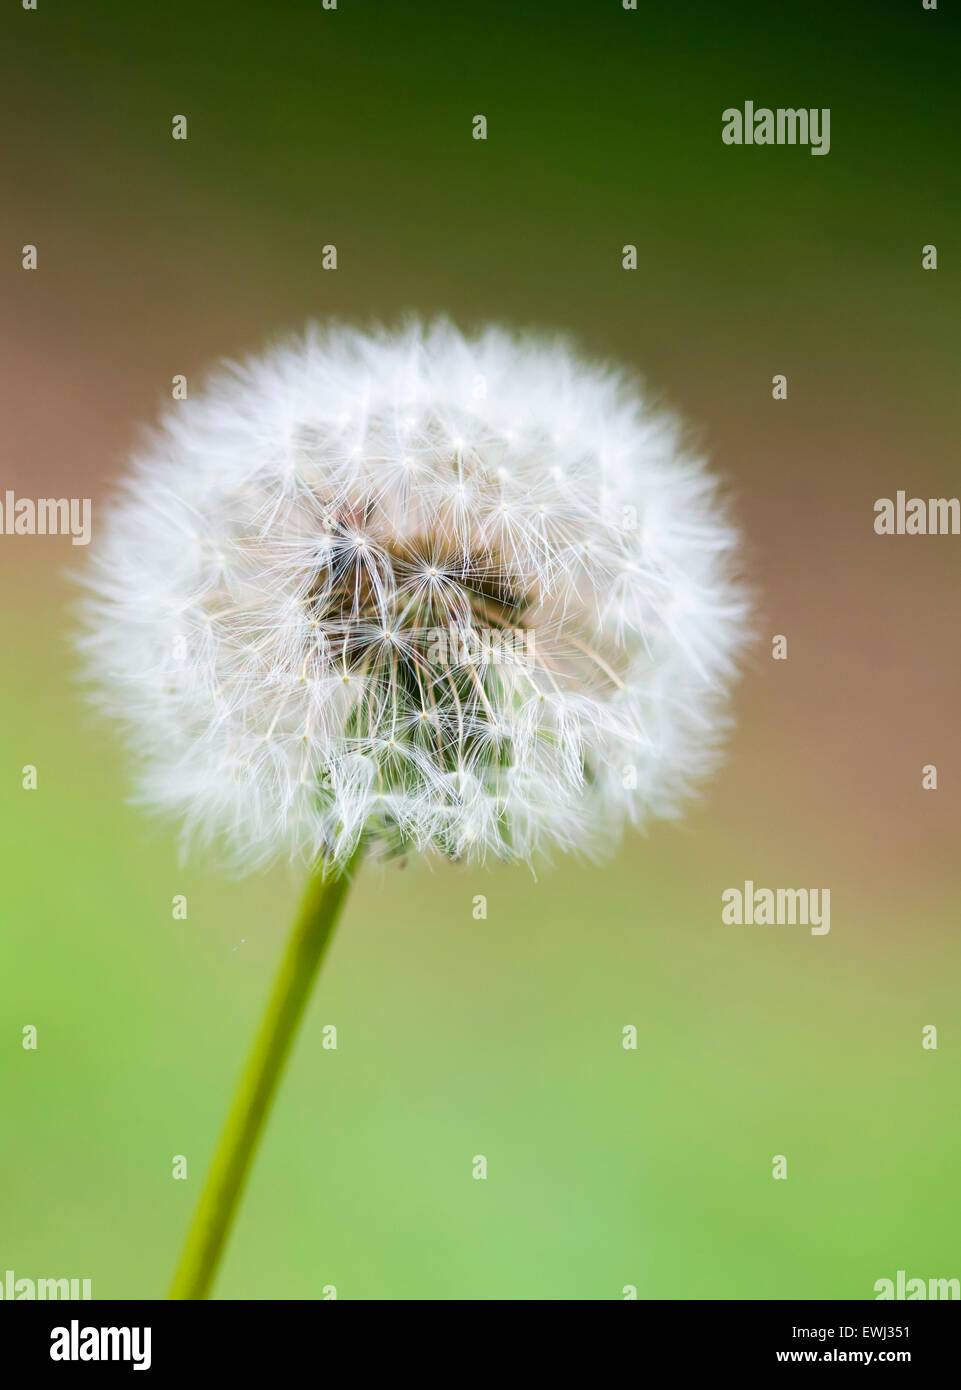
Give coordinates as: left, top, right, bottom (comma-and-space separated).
1, 0, 959, 1299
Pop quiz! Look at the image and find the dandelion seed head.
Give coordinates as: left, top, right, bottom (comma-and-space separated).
78, 319, 748, 870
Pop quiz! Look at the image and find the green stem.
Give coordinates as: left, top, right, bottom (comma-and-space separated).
169, 845, 362, 1299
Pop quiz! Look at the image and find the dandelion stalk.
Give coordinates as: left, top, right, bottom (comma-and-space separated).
169, 845, 362, 1300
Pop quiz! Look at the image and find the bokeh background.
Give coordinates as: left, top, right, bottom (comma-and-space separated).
1, 0, 959, 1299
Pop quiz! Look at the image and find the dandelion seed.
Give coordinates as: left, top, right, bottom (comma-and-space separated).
78, 318, 747, 871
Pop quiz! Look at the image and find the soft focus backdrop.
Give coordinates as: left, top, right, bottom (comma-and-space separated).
1, 0, 959, 1299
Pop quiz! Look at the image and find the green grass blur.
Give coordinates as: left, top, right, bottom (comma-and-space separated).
1, 0, 959, 1299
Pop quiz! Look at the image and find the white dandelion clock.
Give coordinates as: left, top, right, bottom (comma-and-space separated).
80, 319, 746, 873
77, 320, 748, 1299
